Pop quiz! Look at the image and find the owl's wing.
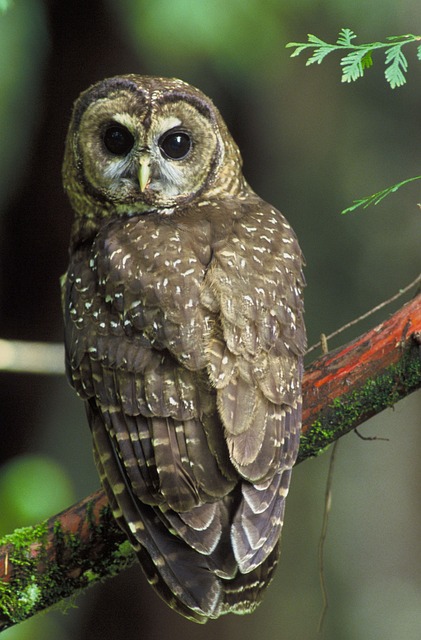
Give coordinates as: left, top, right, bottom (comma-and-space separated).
64, 218, 237, 506
203, 200, 306, 475
202, 199, 306, 572
63, 222, 239, 620
63, 203, 305, 617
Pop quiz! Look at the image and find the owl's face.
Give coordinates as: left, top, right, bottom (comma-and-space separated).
63, 76, 244, 233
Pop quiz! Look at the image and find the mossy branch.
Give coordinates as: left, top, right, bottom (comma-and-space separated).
0, 294, 420, 631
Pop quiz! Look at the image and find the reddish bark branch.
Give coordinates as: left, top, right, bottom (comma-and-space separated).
0, 293, 420, 630
303, 294, 420, 427
299, 292, 421, 458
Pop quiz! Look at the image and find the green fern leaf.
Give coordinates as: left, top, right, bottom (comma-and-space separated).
306, 46, 333, 66
361, 50, 373, 70
340, 49, 368, 82
336, 28, 357, 47
342, 175, 421, 214
287, 43, 312, 57
286, 35, 327, 58
307, 34, 328, 46
384, 45, 408, 88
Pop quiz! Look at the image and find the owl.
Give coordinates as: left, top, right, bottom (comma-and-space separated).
62, 75, 306, 623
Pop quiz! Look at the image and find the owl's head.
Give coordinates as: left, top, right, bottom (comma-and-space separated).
63, 75, 245, 240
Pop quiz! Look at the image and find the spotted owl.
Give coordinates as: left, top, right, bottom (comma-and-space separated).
62, 75, 306, 623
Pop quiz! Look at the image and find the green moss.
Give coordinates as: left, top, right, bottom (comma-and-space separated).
0, 523, 49, 624
0, 502, 135, 630
297, 340, 421, 463
298, 420, 333, 460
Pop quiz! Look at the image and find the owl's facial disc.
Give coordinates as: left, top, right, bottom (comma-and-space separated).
73, 87, 222, 212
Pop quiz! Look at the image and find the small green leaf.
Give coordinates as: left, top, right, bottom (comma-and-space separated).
384, 45, 408, 88
340, 49, 367, 83
306, 46, 333, 66
307, 34, 328, 47
417, 43, 421, 60
286, 43, 311, 58
361, 50, 373, 70
336, 28, 356, 47
386, 34, 414, 42
342, 200, 367, 215
341, 175, 421, 214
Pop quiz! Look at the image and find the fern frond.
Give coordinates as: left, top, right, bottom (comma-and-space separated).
286, 35, 327, 58
287, 29, 421, 89
307, 46, 333, 66
340, 49, 368, 83
342, 176, 421, 214
307, 34, 329, 47
287, 43, 312, 58
384, 45, 408, 88
336, 28, 357, 46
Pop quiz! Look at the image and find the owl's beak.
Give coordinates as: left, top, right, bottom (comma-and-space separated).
138, 156, 151, 192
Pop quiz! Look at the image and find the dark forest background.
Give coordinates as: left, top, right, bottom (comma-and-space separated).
0, 1, 420, 639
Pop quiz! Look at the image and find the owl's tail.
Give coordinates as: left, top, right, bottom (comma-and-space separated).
220, 542, 280, 616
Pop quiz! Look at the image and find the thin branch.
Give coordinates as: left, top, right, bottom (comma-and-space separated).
0, 294, 420, 631
354, 428, 389, 442
316, 332, 335, 636
0, 340, 64, 375
317, 439, 339, 635
307, 272, 421, 354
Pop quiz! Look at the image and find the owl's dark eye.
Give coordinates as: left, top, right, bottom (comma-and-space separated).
103, 124, 134, 156
159, 131, 191, 160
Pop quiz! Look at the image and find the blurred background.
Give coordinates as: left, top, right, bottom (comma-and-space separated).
0, 1, 420, 639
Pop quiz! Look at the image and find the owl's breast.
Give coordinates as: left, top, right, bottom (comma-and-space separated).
90, 213, 215, 370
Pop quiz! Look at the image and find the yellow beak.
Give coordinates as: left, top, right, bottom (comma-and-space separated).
138, 156, 151, 192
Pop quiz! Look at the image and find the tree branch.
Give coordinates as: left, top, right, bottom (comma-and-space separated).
0, 294, 420, 631
299, 292, 421, 460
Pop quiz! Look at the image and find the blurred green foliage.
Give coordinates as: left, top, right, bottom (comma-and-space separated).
1, 615, 72, 640
116, 0, 286, 75
0, 0, 13, 14
0, 453, 75, 535
0, 0, 48, 212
